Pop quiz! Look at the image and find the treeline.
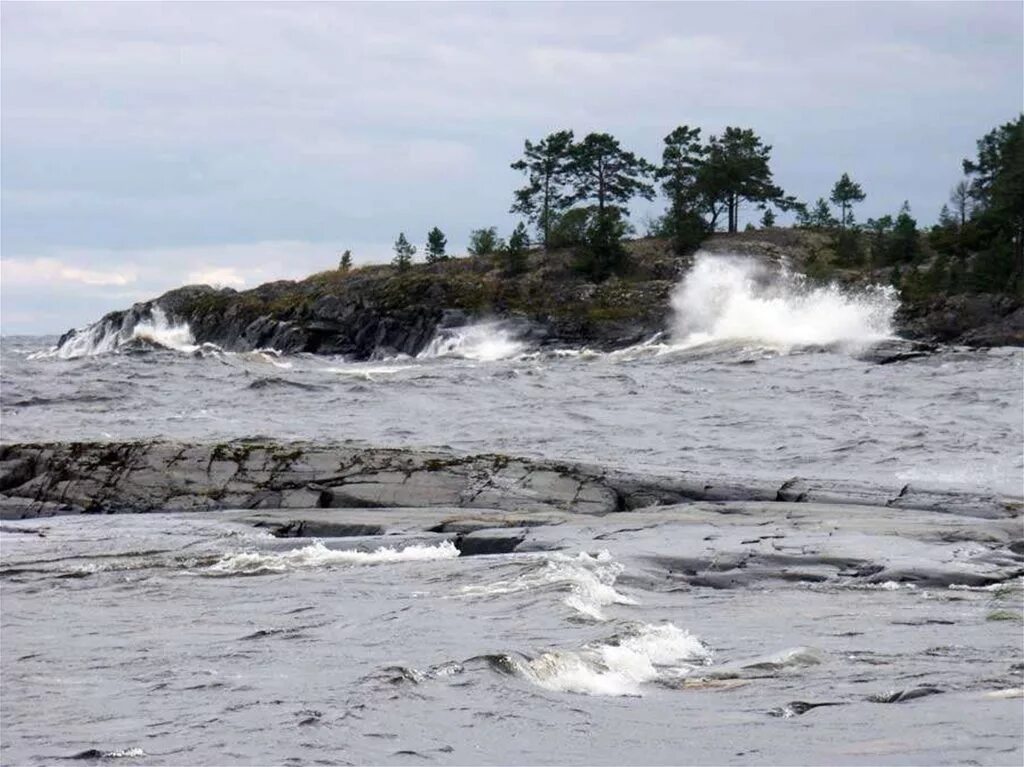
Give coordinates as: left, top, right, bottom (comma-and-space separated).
791, 115, 1023, 298
344, 116, 1021, 297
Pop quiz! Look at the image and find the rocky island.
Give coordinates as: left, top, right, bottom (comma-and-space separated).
52, 229, 1024, 361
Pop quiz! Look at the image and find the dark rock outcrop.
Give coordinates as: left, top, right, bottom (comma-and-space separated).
896, 293, 1024, 347
0, 440, 1019, 521
52, 232, 1023, 359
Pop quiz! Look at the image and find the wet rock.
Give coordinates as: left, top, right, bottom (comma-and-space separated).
453, 530, 528, 556
768, 701, 846, 717
0, 440, 1019, 522
897, 293, 1024, 347
0, 457, 35, 492
854, 339, 938, 364
868, 686, 943, 704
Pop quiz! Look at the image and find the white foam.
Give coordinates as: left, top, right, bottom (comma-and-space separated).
35, 307, 201, 359
520, 622, 711, 697
130, 308, 199, 354
669, 253, 897, 352
205, 540, 459, 575
419, 322, 526, 361
100, 748, 146, 759
323, 363, 415, 380
461, 550, 636, 620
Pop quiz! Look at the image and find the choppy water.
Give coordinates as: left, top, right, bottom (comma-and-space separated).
2, 255, 1023, 764
2, 333, 1021, 495
2, 511, 1023, 766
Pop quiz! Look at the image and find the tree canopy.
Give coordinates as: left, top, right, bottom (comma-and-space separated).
570, 133, 656, 215
830, 173, 866, 228
510, 130, 576, 249
392, 232, 415, 272
425, 227, 447, 263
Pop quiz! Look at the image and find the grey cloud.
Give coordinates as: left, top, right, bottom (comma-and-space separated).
1, 1, 1021, 332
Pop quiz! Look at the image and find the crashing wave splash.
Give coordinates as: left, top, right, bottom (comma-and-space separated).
419, 322, 526, 362
205, 539, 459, 576
504, 622, 711, 697
668, 252, 897, 352
33, 307, 204, 359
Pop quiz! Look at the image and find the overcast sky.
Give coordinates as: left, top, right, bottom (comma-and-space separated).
2, 1, 1021, 334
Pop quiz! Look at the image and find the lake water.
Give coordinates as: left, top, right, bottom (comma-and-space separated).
1, 254, 1022, 765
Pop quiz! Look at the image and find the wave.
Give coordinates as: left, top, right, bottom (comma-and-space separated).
419, 321, 526, 361
204, 539, 459, 576
500, 622, 711, 697
32, 307, 204, 359
461, 550, 636, 621
668, 253, 898, 352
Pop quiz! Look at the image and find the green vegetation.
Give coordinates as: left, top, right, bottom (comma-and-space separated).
830, 173, 866, 229
425, 227, 448, 263
510, 130, 576, 249
392, 232, 416, 272
503, 222, 530, 276
789, 115, 1022, 302
468, 227, 503, 256
173, 116, 1020, 350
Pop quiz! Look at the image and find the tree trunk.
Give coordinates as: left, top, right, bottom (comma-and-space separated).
542, 178, 551, 249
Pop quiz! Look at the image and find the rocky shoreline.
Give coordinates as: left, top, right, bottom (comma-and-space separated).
2, 439, 1022, 591
52, 232, 1024, 360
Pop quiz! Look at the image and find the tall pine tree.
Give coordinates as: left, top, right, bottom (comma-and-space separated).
510, 130, 576, 249
829, 173, 866, 229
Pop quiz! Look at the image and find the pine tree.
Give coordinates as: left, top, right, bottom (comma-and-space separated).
392, 233, 416, 272
700, 127, 796, 232
829, 173, 866, 229
425, 227, 447, 263
809, 198, 837, 229
468, 227, 501, 256
504, 222, 530, 275
760, 208, 776, 228
962, 116, 1023, 285
338, 249, 353, 271
887, 202, 920, 264
510, 130, 576, 249
658, 125, 710, 252
950, 180, 972, 230
569, 133, 655, 216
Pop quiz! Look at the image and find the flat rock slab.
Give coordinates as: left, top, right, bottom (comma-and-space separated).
220, 500, 1024, 588
0, 440, 1020, 521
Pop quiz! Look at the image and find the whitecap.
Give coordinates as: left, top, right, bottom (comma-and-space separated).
205, 540, 459, 575
515, 622, 711, 697
461, 550, 636, 620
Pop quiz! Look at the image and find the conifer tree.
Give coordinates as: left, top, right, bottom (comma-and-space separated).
570, 133, 656, 215
338, 249, 353, 271
504, 222, 530, 275
511, 130, 576, 249
829, 173, 866, 229
425, 227, 447, 263
392, 232, 416, 272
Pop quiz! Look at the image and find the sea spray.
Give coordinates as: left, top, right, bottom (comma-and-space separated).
670, 253, 898, 351
34, 307, 202, 359
419, 321, 526, 361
